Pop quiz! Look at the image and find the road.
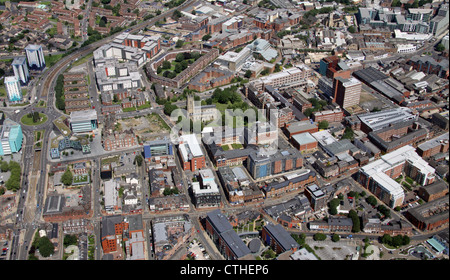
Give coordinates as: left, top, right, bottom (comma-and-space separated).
5, 0, 198, 260
5, 3, 448, 260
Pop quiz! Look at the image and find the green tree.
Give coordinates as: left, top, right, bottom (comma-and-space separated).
172, 9, 182, 20
64, 235, 78, 247
348, 210, 361, 232
329, 198, 340, 215
391, 235, 404, 248
381, 234, 392, 245
332, 234, 340, 242
162, 60, 171, 69
175, 53, 185, 62
341, 127, 354, 140
164, 103, 178, 116
313, 233, 327, 241
366, 195, 377, 207
38, 236, 55, 257
134, 155, 143, 166
318, 120, 329, 130
0, 161, 9, 172
402, 235, 410, 246
61, 168, 73, 186
175, 40, 184, 48
435, 43, 445, 52
202, 34, 211, 41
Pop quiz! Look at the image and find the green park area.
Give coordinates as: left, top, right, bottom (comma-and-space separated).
157, 51, 202, 79
21, 112, 48, 126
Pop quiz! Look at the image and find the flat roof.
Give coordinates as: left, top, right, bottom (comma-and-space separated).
292, 132, 317, 145
418, 132, 449, 151
70, 109, 97, 123
358, 107, 416, 131
180, 134, 203, 158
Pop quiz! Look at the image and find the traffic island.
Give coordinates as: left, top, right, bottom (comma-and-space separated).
20, 113, 48, 126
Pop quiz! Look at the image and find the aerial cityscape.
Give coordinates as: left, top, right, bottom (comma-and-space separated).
0, 0, 448, 264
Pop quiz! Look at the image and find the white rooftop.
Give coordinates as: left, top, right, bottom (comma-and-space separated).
179, 134, 204, 161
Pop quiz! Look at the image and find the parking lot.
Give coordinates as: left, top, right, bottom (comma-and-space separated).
307, 238, 359, 260
187, 239, 210, 260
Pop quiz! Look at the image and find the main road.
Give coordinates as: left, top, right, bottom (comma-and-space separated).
7, 0, 197, 260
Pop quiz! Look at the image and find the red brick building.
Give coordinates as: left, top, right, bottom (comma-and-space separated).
312, 109, 344, 123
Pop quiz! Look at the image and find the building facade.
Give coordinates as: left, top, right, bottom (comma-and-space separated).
0, 119, 23, 156
25, 44, 45, 70
4, 76, 22, 102
69, 109, 98, 133
12, 56, 30, 85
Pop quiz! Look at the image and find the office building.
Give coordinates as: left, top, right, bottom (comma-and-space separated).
216, 48, 252, 71
0, 119, 23, 156
246, 146, 303, 180
192, 169, 221, 208
205, 209, 253, 260
405, 196, 449, 231
101, 215, 128, 254
333, 76, 361, 109
143, 139, 173, 159
261, 223, 299, 254
429, 3, 449, 36
25, 44, 45, 70
291, 132, 318, 153
69, 109, 98, 133
357, 145, 435, 208
178, 134, 206, 171
94, 61, 142, 92
4, 76, 22, 102
357, 107, 417, 133
12, 56, 30, 85
253, 64, 313, 90
304, 184, 327, 211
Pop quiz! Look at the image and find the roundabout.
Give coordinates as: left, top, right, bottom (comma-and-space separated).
20, 112, 48, 126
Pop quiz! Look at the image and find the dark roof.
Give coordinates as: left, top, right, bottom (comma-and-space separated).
206, 210, 252, 259
206, 209, 233, 234
263, 223, 299, 251
101, 215, 123, 238
248, 239, 261, 253
353, 66, 389, 84
43, 195, 65, 215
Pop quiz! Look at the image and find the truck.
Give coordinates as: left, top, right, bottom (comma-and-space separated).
15, 110, 20, 114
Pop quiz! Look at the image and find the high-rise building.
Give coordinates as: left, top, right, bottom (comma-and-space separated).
4, 76, 22, 102
333, 76, 361, 109
25, 44, 46, 70
0, 119, 23, 156
12, 56, 30, 85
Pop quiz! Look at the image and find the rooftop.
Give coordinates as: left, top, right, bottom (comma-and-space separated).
70, 109, 98, 123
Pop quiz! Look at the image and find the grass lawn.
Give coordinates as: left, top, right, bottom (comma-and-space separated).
35, 130, 44, 142
53, 116, 71, 136
36, 100, 47, 108
71, 53, 93, 68
0, 86, 6, 97
21, 113, 48, 126
101, 155, 120, 166
45, 54, 64, 68
73, 175, 89, 184
149, 113, 170, 131
137, 102, 151, 110
122, 107, 136, 112
231, 143, 243, 149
